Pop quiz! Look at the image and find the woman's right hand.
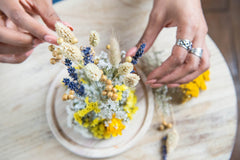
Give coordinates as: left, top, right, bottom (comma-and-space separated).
0, 0, 71, 63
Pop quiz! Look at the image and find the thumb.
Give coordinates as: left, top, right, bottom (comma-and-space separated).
126, 47, 138, 57
126, 11, 164, 57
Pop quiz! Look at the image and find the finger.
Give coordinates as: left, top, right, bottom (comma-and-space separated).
0, 26, 42, 47
1, 2, 57, 44
61, 21, 74, 31
156, 54, 199, 83
126, 47, 137, 57
145, 79, 157, 84
27, 0, 61, 30
176, 43, 210, 84
147, 25, 196, 81
129, 6, 166, 57
167, 84, 180, 88
150, 83, 163, 88
5, 18, 18, 30
155, 30, 206, 84
0, 43, 32, 54
0, 49, 33, 63
19, 0, 33, 14
150, 83, 179, 88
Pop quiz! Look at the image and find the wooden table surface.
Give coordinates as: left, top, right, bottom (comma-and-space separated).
0, 0, 237, 159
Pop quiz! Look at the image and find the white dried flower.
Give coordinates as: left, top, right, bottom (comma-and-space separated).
166, 129, 179, 153
55, 22, 76, 43
84, 63, 102, 81
61, 42, 82, 61
123, 73, 140, 88
109, 36, 121, 67
118, 62, 133, 75
89, 31, 100, 47
121, 50, 127, 59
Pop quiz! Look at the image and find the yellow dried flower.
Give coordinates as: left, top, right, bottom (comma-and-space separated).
179, 70, 210, 103
55, 22, 77, 44
118, 62, 133, 75
106, 114, 125, 137
123, 73, 140, 88
89, 30, 100, 47
90, 121, 111, 139
80, 78, 87, 84
84, 63, 102, 81
109, 36, 121, 67
90, 118, 99, 127
73, 97, 100, 125
123, 90, 138, 119
61, 42, 82, 61
115, 85, 128, 91
74, 112, 82, 125
116, 92, 122, 101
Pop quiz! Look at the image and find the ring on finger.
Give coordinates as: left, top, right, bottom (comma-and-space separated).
190, 48, 203, 58
176, 39, 192, 51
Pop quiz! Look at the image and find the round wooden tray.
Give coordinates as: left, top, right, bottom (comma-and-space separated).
46, 69, 154, 159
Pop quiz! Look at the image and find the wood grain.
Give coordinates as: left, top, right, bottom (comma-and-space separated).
0, 0, 237, 160
203, 0, 240, 158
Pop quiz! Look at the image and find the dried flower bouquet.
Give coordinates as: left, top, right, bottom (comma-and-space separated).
48, 22, 145, 139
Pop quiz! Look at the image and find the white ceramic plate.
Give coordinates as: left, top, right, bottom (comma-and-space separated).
46, 69, 154, 159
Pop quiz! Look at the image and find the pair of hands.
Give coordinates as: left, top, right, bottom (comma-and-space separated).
0, 0, 210, 87
0, 0, 72, 63
127, 0, 210, 88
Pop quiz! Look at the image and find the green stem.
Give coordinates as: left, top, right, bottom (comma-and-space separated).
112, 73, 119, 81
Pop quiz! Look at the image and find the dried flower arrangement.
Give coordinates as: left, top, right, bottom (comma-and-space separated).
48, 22, 146, 139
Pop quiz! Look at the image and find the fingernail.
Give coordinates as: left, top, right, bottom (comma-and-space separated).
44, 35, 57, 44
62, 21, 74, 31
145, 79, 157, 84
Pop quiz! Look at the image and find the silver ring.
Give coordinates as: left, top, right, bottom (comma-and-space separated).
176, 39, 192, 51
190, 48, 203, 58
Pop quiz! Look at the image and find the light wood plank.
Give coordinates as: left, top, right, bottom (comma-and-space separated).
0, 0, 237, 160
